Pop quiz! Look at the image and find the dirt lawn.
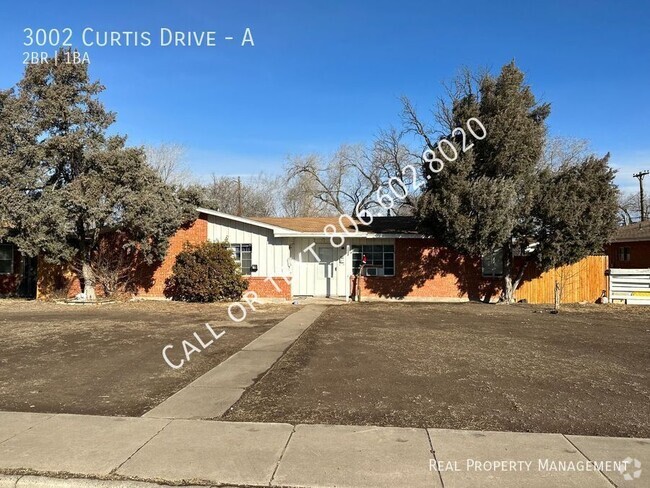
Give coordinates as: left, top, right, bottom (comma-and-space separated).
224, 302, 650, 437
0, 299, 296, 416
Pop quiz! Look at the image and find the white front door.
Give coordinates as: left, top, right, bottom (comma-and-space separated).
315, 246, 336, 297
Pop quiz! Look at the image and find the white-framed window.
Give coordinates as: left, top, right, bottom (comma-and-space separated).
230, 244, 252, 275
0, 244, 14, 275
482, 249, 504, 277
618, 246, 631, 262
352, 244, 395, 276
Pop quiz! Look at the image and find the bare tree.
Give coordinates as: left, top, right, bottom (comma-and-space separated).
202, 174, 278, 217
406, 66, 490, 139
285, 136, 421, 217
553, 262, 582, 311
619, 190, 649, 224
401, 96, 439, 154
371, 127, 422, 214
541, 136, 590, 169
281, 170, 329, 217
88, 242, 134, 297
285, 146, 374, 215
144, 143, 191, 187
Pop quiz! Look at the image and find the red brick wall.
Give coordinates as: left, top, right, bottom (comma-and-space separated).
246, 276, 292, 300
36, 215, 294, 300
37, 257, 80, 299
136, 217, 293, 299
135, 215, 209, 297
606, 242, 650, 269
355, 239, 501, 301
38, 215, 210, 299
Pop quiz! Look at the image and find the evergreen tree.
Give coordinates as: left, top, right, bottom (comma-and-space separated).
0, 49, 195, 299
406, 62, 618, 302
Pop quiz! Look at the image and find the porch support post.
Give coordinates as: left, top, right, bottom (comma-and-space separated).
345, 243, 350, 302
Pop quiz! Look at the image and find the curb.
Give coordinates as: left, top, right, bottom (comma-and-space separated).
0, 475, 218, 488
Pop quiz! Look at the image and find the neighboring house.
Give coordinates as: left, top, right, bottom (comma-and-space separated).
606, 221, 650, 268
25, 207, 607, 303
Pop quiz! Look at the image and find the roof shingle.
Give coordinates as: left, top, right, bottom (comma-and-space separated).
610, 221, 650, 243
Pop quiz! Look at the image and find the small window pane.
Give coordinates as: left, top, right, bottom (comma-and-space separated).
482, 249, 503, 277
0, 244, 12, 274
618, 247, 631, 262
352, 243, 396, 276
230, 243, 252, 275
0, 246, 11, 261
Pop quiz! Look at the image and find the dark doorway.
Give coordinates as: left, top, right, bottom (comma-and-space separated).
18, 256, 37, 298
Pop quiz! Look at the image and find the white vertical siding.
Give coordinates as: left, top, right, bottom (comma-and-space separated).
289, 238, 321, 296
206, 213, 396, 297
289, 237, 395, 297
206, 215, 290, 277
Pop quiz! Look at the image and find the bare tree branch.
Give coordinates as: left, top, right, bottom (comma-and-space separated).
144, 143, 191, 187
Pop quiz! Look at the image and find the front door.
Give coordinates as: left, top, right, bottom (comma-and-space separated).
315, 247, 336, 297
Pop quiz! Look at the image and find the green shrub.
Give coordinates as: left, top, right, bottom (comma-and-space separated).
164, 241, 248, 302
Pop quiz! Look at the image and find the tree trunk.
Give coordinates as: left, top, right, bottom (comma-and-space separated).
500, 245, 529, 304
82, 261, 97, 301
501, 243, 515, 303
502, 274, 515, 303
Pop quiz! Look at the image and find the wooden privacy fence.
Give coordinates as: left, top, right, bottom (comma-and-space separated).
609, 268, 650, 305
515, 255, 608, 304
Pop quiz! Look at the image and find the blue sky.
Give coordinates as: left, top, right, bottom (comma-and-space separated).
0, 0, 648, 193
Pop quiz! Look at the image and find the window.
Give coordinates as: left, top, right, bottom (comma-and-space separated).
482, 249, 504, 277
618, 247, 631, 262
352, 244, 394, 276
230, 244, 252, 274
0, 244, 13, 275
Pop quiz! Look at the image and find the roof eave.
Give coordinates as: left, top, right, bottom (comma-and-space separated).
274, 232, 426, 239
197, 207, 301, 235
609, 237, 650, 243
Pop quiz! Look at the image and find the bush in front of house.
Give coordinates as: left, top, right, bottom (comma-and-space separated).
164, 242, 248, 302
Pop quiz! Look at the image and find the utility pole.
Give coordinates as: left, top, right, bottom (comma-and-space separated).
237, 176, 242, 217
633, 170, 649, 221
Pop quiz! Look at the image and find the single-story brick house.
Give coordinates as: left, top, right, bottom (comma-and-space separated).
204, 210, 503, 301
606, 221, 650, 268
15, 208, 499, 301
2, 207, 607, 303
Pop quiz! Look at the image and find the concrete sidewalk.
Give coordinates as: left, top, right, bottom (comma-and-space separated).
0, 411, 648, 488
144, 305, 327, 420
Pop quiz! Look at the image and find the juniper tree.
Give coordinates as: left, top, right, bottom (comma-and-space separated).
404, 62, 618, 302
0, 49, 195, 299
